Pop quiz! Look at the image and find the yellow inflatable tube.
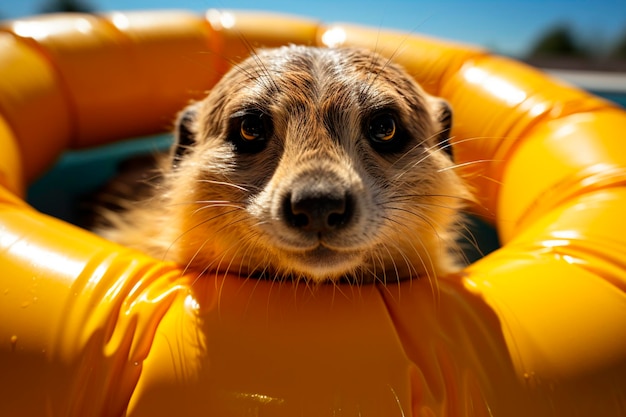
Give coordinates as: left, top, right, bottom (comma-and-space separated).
1, 9, 626, 417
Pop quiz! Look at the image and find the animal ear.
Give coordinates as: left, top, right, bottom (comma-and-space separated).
429, 97, 454, 158
171, 104, 198, 168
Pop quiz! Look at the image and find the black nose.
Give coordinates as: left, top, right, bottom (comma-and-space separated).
283, 189, 354, 233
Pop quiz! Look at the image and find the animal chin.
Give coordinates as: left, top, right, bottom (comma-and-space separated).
285, 245, 362, 280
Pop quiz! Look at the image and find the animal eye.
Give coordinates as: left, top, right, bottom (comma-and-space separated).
368, 113, 396, 142
366, 112, 407, 153
240, 114, 265, 141
228, 111, 272, 153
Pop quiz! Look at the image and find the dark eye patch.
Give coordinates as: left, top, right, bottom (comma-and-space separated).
436, 101, 454, 159
172, 107, 197, 168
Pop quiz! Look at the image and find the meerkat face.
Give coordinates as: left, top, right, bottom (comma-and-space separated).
165, 45, 470, 283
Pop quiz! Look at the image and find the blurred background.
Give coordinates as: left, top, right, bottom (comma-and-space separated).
3, 0, 626, 97
3, 0, 625, 100
2, 0, 626, 66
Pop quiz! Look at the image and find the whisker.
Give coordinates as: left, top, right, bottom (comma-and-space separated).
195, 179, 257, 193
388, 384, 408, 417
161, 207, 243, 261
390, 135, 506, 183
437, 159, 500, 172
166, 199, 238, 207
370, 242, 404, 300
190, 203, 245, 216
216, 18, 282, 95
242, 45, 281, 95
376, 204, 451, 299
387, 192, 468, 203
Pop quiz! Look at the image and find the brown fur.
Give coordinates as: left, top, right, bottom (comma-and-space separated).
96, 45, 472, 283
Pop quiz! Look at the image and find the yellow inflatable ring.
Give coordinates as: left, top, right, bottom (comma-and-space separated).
1, 10, 626, 416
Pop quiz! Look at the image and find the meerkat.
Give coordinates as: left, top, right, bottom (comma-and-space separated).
95, 45, 472, 284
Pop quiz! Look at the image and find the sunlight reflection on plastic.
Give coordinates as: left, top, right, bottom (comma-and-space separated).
464, 278, 478, 289
9, 238, 84, 283
110, 12, 130, 30
232, 392, 285, 406
184, 294, 200, 312
321, 27, 347, 48
551, 230, 580, 240
206, 9, 236, 31
562, 255, 579, 265
13, 18, 94, 40
13, 21, 50, 40
581, 164, 618, 187
543, 239, 570, 248
75, 18, 92, 35
125, 285, 186, 315
528, 102, 548, 117
464, 66, 527, 106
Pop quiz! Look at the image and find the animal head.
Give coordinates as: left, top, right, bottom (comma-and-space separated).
163, 45, 470, 283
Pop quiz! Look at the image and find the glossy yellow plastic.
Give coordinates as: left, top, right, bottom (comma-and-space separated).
1, 10, 625, 417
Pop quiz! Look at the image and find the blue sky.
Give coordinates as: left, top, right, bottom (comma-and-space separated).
2, 0, 625, 57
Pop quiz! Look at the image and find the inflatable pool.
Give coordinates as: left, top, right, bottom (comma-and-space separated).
1, 9, 626, 417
